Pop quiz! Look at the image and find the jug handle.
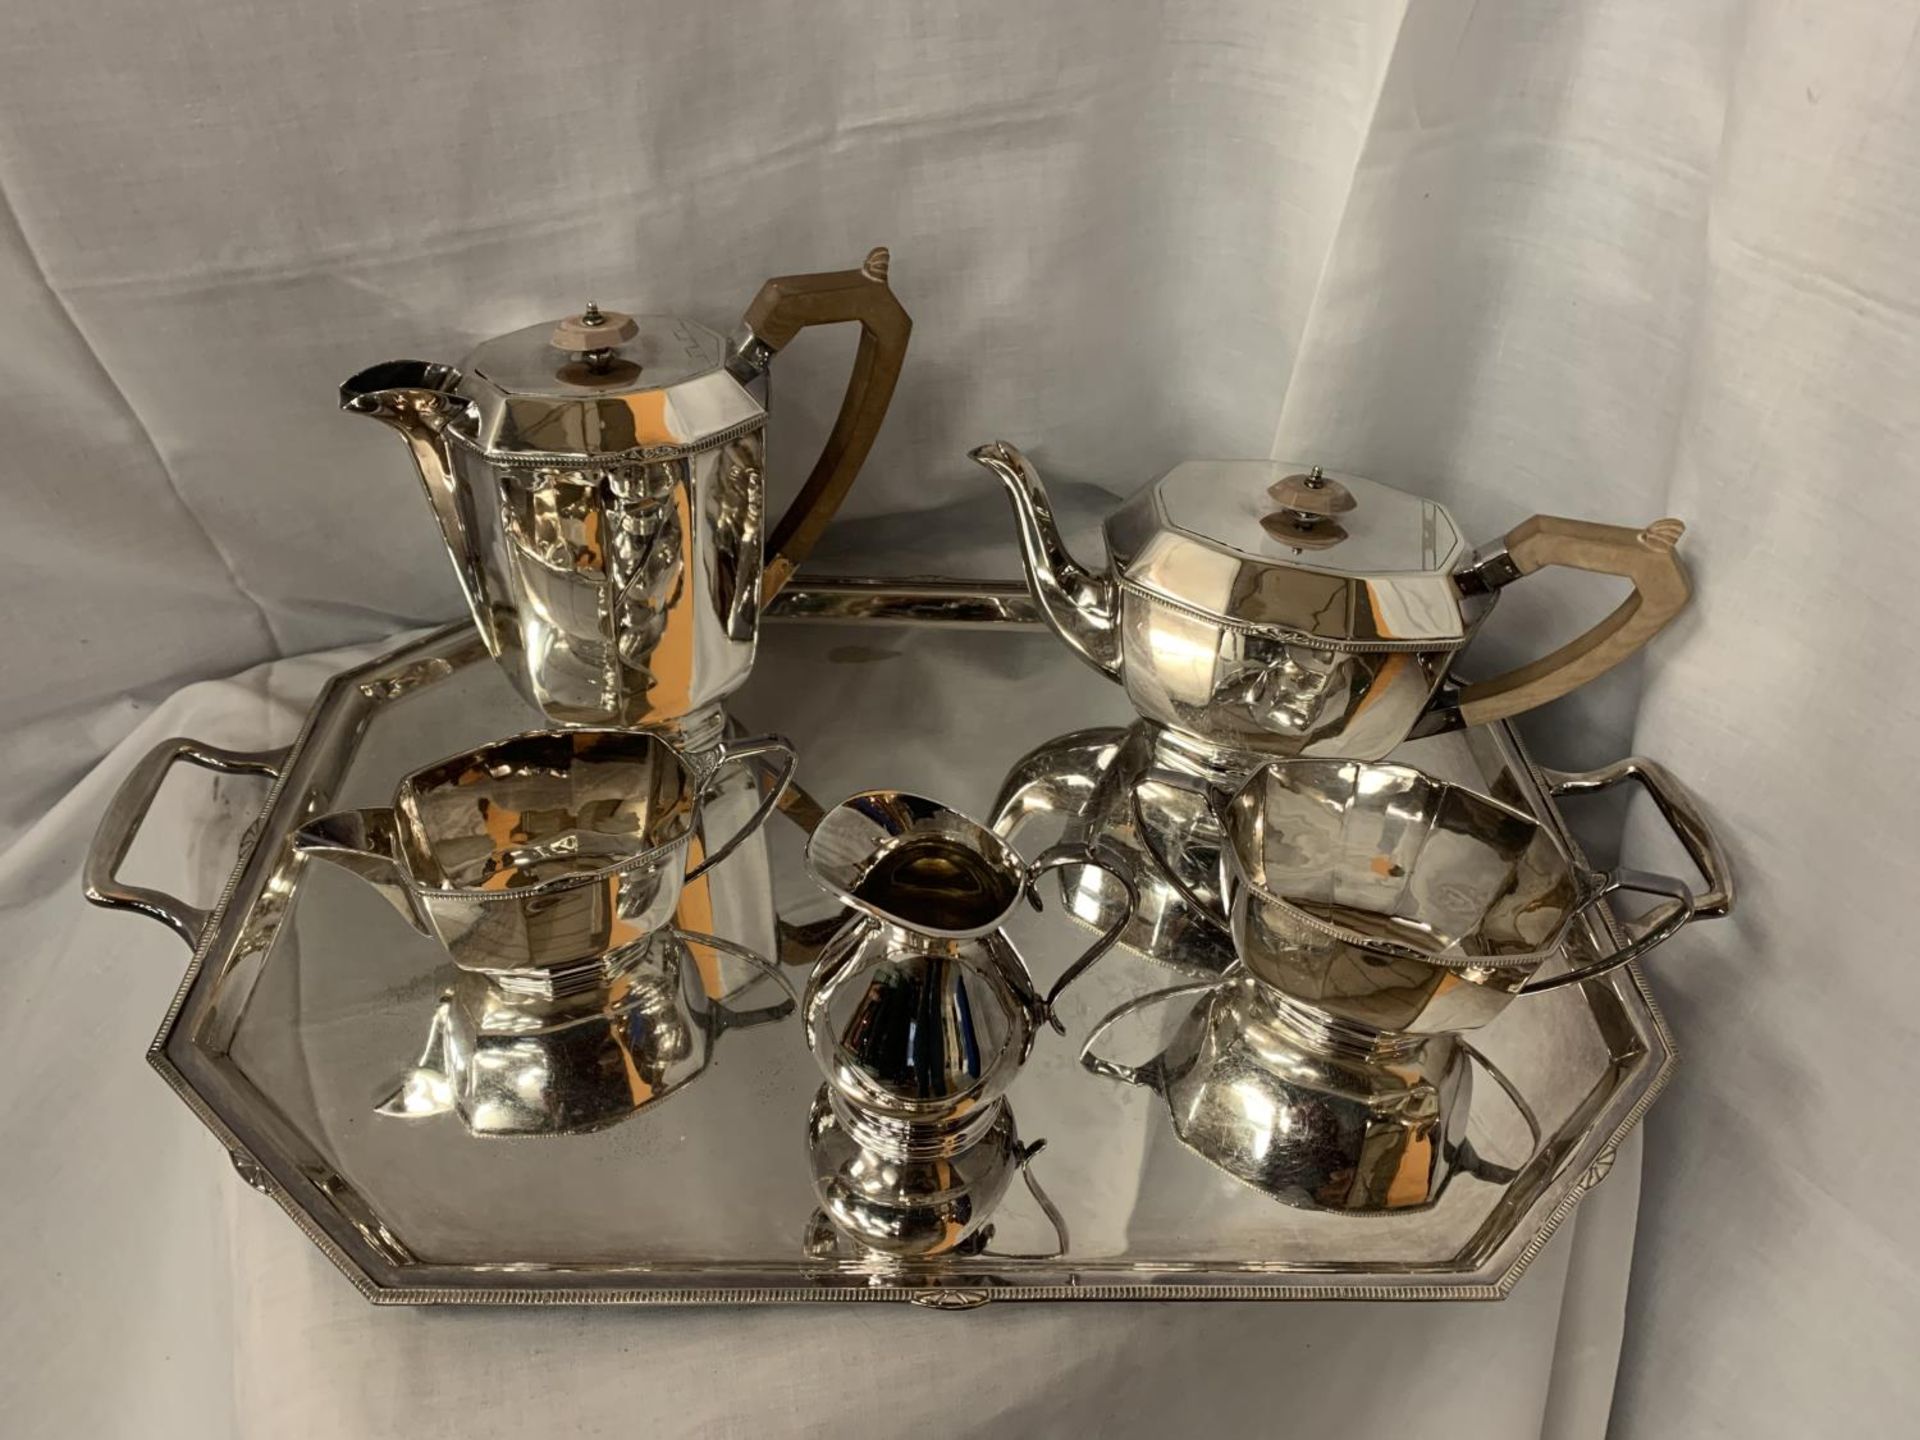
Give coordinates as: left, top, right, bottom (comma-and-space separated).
1449, 515, 1690, 727
686, 733, 798, 882
674, 927, 800, 1033
1078, 978, 1220, 1089
971, 1138, 1072, 1262
1519, 756, 1734, 994
1452, 1035, 1544, 1186
730, 248, 912, 602
1026, 840, 1139, 1030
1127, 768, 1236, 937
83, 736, 289, 950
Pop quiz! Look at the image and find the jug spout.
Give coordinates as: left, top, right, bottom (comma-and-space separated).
340, 361, 499, 657
968, 441, 1121, 679
293, 807, 430, 935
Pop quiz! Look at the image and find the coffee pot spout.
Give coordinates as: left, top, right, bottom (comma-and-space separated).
968, 441, 1122, 679
340, 361, 499, 656
293, 807, 429, 935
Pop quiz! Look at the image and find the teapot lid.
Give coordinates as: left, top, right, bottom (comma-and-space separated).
451, 306, 763, 461
1106, 461, 1477, 647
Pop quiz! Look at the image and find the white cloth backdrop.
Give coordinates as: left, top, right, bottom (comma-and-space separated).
1, 1, 1913, 1435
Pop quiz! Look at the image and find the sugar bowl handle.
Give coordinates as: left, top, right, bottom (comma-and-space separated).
731, 247, 912, 602
686, 734, 797, 882
1454, 516, 1690, 726
1452, 1037, 1545, 1185
1520, 755, 1735, 994
1079, 979, 1221, 1089
83, 736, 288, 950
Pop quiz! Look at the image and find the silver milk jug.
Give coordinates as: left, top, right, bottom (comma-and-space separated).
343, 250, 910, 735
800, 790, 1133, 1137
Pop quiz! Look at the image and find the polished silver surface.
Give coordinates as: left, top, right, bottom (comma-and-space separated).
1219, 757, 1723, 1034
342, 358, 766, 731
1081, 970, 1541, 1214
804, 1087, 1067, 1263
972, 440, 1687, 759
993, 723, 1243, 977
378, 928, 794, 1138
766, 577, 1045, 629
802, 790, 1133, 1127
86, 608, 1687, 1304
294, 727, 792, 997
342, 253, 908, 730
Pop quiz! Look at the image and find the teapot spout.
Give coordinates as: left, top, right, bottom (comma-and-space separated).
968, 442, 1121, 679
340, 361, 499, 657
293, 807, 430, 935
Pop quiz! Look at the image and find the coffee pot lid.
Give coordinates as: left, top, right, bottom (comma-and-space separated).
452, 305, 763, 461
1105, 461, 1477, 646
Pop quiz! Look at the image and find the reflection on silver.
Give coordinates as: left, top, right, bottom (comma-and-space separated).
342, 254, 908, 730
803, 1087, 1066, 1262
87, 618, 1692, 1305
1081, 970, 1540, 1215
802, 790, 1134, 1129
972, 441, 1687, 759
993, 722, 1252, 976
379, 929, 794, 1138
294, 727, 793, 997
1217, 758, 1722, 1034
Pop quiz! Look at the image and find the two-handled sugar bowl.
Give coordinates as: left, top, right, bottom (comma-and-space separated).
1147, 754, 1732, 1035
294, 727, 794, 998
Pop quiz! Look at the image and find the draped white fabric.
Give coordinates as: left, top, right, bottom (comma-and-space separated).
2, 1, 1912, 1435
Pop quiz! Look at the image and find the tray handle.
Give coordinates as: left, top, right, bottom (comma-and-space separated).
83, 736, 288, 950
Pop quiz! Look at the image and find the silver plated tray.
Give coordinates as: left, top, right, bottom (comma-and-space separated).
87, 582, 1690, 1306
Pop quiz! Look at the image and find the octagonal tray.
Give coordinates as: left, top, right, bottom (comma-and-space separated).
88, 583, 1686, 1306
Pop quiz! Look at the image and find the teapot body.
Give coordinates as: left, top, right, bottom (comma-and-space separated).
1111, 585, 1469, 760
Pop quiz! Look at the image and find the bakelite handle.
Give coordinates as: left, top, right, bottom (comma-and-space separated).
738, 248, 912, 602
1456, 515, 1690, 726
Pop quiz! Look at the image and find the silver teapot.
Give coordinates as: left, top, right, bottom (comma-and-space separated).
344, 251, 910, 735
973, 441, 1691, 760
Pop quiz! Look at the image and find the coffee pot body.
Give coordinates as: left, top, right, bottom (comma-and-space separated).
345, 253, 909, 731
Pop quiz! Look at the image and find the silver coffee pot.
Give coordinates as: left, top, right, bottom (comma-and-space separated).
973, 441, 1691, 760
344, 251, 910, 735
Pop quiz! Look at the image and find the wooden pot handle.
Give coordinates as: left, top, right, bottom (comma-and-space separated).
1455, 515, 1690, 726
738, 247, 911, 602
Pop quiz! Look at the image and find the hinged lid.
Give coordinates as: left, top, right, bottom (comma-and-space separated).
451, 308, 764, 461
1104, 460, 1476, 647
